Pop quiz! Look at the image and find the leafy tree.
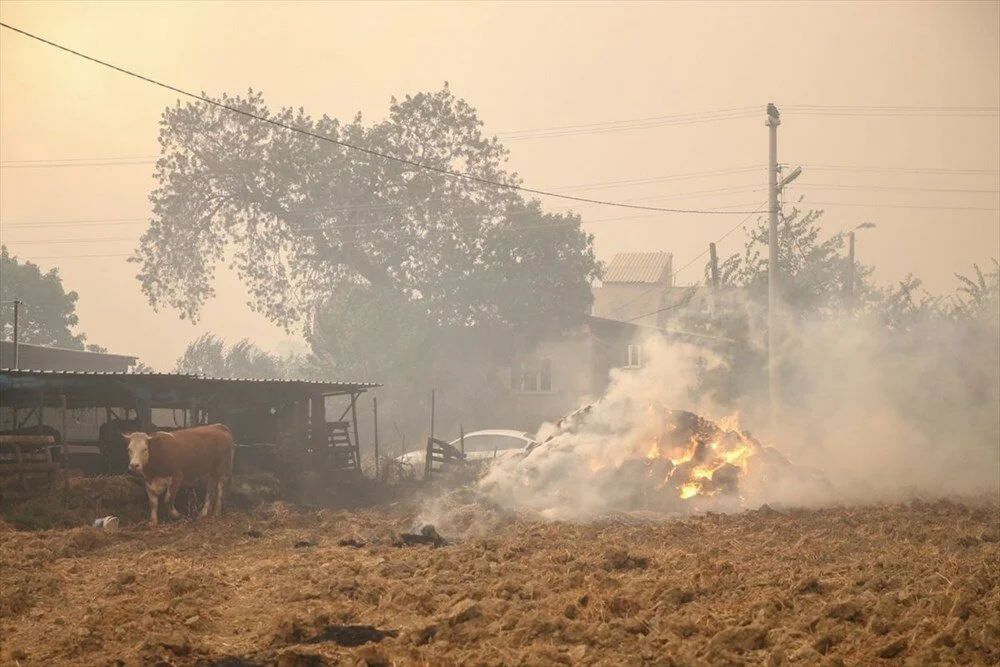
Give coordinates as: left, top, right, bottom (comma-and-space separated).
953, 259, 1000, 320
174, 334, 286, 379
683, 205, 876, 410
1, 245, 96, 349
685, 201, 999, 464
710, 203, 876, 315
131, 85, 599, 341
132, 85, 601, 439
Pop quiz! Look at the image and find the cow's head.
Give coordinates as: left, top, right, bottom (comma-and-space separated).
122, 432, 151, 474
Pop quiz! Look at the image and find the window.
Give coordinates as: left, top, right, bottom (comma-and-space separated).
516, 358, 552, 393
626, 344, 643, 368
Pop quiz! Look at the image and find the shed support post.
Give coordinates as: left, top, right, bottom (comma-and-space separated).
61, 394, 69, 498
373, 396, 379, 480
350, 393, 361, 471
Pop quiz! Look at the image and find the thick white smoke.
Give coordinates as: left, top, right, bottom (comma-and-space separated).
470, 294, 999, 521
476, 337, 740, 520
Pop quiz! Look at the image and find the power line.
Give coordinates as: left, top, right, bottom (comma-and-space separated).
493, 104, 1000, 141
2, 203, 763, 249
0, 155, 158, 164
783, 105, 1000, 117
786, 104, 1000, 111
6, 253, 132, 260
497, 109, 760, 140
494, 107, 758, 137
0, 21, 762, 217
0, 158, 157, 169
795, 202, 1000, 212
542, 166, 761, 192
788, 163, 1000, 176
0, 237, 137, 245
0, 179, 766, 229
801, 183, 1000, 195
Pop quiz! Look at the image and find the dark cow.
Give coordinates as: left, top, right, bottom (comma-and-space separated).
123, 424, 235, 525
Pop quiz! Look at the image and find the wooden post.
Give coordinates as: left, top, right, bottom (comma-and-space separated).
60, 394, 69, 497
14, 440, 26, 489
310, 395, 325, 460
460, 424, 465, 455
430, 389, 436, 441
349, 394, 361, 471
373, 396, 380, 480
40, 392, 54, 485
12, 299, 21, 369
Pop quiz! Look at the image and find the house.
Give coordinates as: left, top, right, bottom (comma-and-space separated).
497, 251, 730, 433
500, 315, 707, 432
592, 252, 715, 327
0, 341, 137, 373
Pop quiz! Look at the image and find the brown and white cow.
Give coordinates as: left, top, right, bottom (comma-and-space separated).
123, 424, 235, 525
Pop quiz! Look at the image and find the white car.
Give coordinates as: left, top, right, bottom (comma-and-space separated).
396, 429, 539, 474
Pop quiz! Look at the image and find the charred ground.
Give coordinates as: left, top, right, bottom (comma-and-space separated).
1, 487, 998, 667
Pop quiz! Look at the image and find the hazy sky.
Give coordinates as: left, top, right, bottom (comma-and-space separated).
1, 1, 998, 370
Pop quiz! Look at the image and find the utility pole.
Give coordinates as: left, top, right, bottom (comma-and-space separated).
766, 103, 780, 427
844, 223, 874, 309
12, 299, 22, 370
709, 243, 720, 290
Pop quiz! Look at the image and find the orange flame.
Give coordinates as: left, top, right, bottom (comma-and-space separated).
645, 409, 759, 502
679, 482, 700, 499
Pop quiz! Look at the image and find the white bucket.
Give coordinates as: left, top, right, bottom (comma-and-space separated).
92, 516, 120, 533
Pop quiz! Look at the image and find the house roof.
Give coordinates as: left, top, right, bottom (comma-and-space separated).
602, 252, 673, 284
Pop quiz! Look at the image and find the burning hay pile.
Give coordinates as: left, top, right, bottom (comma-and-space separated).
479, 397, 832, 520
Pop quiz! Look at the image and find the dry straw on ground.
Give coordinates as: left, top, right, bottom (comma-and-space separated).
1, 493, 998, 666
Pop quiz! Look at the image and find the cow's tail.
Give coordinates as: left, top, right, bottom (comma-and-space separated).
225, 438, 236, 496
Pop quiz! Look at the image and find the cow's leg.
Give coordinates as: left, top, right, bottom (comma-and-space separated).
200, 478, 215, 518
165, 476, 183, 519
145, 477, 170, 526
214, 476, 225, 517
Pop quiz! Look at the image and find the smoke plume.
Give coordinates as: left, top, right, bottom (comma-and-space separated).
471, 294, 999, 521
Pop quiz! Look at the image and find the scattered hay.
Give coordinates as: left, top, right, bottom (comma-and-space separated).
0, 496, 997, 666
55, 526, 114, 558
603, 548, 650, 571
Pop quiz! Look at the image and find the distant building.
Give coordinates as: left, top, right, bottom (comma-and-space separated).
0, 341, 137, 373
592, 251, 714, 328
499, 315, 720, 432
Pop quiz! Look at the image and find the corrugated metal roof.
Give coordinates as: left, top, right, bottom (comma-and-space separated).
0, 368, 379, 389
0, 340, 138, 361
602, 252, 673, 284
0, 369, 190, 378
197, 375, 380, 388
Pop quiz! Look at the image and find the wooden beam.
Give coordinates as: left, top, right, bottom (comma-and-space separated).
0, 462, 61, 474
0, 435, 56, 446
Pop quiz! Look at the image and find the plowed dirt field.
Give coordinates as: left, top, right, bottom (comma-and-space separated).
2, 491, 998, 666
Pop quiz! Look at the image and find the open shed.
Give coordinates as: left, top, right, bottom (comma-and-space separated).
0, 369, 379, 479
